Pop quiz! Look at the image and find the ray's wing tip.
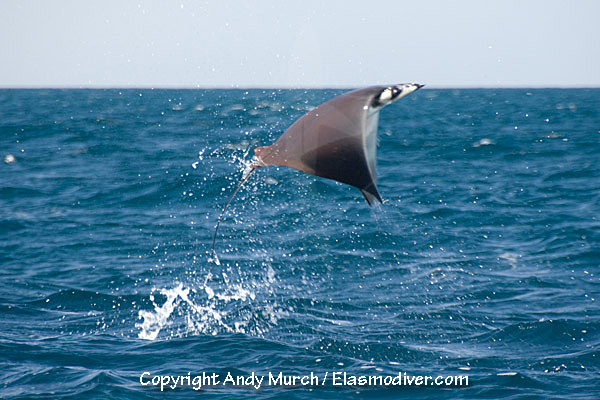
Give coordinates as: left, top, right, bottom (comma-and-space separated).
253, 146, 267, 157
361, 189, 383, 206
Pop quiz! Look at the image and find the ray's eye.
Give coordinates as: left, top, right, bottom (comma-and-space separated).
392, 87, 401, 97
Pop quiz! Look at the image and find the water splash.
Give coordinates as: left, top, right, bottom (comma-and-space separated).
136, 263, 281, 340
136, 284, 188, 340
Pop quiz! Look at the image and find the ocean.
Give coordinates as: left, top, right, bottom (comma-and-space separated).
0, 88, 598, 399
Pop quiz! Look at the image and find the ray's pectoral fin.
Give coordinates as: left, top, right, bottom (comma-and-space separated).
255, 125, 384, 206
298, 126, 382, 206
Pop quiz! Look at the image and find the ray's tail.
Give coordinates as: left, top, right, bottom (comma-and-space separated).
210, 164, 259, 258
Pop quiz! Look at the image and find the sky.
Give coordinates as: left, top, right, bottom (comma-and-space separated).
1, 1, 599, 88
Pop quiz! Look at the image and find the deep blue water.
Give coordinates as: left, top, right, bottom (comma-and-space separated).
1, 88, 599, 399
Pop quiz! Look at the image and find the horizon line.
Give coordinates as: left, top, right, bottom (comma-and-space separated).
1, 85, 599, 90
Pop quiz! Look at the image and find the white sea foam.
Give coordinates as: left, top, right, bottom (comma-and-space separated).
136, 266, 281, 340
499, 252, 519, 268
136, 284, 188, 340
136, 282, 235, 339
472, 138, 495, 147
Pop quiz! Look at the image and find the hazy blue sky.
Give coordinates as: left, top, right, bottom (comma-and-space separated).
1, 1, 599, 88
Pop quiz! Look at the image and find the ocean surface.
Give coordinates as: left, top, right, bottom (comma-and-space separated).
1, 88, 598, 399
